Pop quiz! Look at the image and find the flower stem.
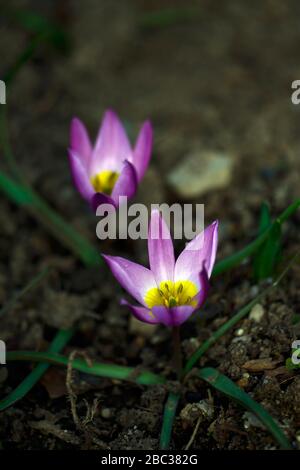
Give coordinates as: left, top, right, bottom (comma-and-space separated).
172, 326, 182, 380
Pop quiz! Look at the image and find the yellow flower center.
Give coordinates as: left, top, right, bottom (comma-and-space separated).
144, 280, 198, 309
90, 170, 119, 195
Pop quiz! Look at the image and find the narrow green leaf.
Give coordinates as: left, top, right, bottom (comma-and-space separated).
182, 285, 271, 377
0, 329, 73, 411
198, 367, 292, 449
285, 348, 300, 370
253, 202, 271, 278
212, 199, 300, 277
259, 202, 272, 230
6, 351, 165, 386
0, 267, 49, 318
159, 392, 180, 450
1, 8, 69, 59
253, 203, 281, 280
0, 169, 100, 266
3, 36, 44, 86
184, 249, 300, 376
0, 108, 24, 182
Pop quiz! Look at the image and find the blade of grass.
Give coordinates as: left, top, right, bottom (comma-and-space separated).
0, 171, 98, 408
257, 222, 281, 279
6, 351, 165, 386
2, 8, 69, 54
253, 202, 272, 279
182, 286, 272, 377
183, 248, 300, 376
162, 281, 271, 448
212, 198, 300, 277
198, 367, 292, 449
159, 392, 180, 450
0, 329, 73, 411
2, 7, 69, 86
0, 107, 99, 265
0, 267, 49, 318
161, 249, 300, 449
3, 35, 45, 86
253, 202, 281, 280
286, 351, 300, 370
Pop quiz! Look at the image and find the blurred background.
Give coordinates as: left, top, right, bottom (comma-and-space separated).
2, 0, 300, 224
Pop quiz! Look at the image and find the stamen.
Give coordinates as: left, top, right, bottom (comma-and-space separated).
90, 170, 119, 195
169, 297, 177, 307
144, 280, 198, 310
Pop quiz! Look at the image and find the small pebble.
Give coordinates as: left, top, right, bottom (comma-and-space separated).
249, 304, 265, 323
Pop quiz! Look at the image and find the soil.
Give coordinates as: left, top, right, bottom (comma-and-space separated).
0, 0, 300, 450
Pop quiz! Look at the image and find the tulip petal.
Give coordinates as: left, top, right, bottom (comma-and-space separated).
121, 299, 159, 324
91, 109, 132, 175
133, 120, 153, 181
111, 160, 138, 205
192, 268, 210, 308
70, 117, 92, 165
148, 210, 175, 285
152, 305, 195, 327
68, 149, 94, 201
175, 221, 218, 283
102, 254, 156, 306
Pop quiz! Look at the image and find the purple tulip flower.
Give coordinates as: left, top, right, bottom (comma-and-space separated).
68, 109, 153, 210
102, 210, 218, 327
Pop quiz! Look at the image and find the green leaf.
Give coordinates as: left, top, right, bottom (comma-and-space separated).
1, 7, 69, 85
292, 314, 300, 325
0, 329, 74, 411
253, 203, 281, 280
159, 392, 180, 450
182, 284, 271, 377
197, 367, 292, 450
2, 8, 69, 52
285, 349, 300, 370
161, 250, 300, 450
212, 199, 300, 277
0, 169, 100, 266
6, 351, 165, 386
